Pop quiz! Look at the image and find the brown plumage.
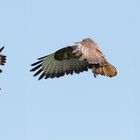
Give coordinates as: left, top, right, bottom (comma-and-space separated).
0, 46, 6, 73
30, 38, 117, 80
92, 63, 117, 77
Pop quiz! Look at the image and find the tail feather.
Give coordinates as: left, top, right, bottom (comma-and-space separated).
92, 63, 117, 77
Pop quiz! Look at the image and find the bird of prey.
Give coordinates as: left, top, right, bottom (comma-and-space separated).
0, 46, 6, 73
30, 38, 117, 80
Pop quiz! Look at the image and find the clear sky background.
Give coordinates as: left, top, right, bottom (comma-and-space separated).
0, 0, 140, 140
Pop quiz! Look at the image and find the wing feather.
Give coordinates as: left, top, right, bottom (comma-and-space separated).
30, 52, 89, 80
73, 43, 107, 65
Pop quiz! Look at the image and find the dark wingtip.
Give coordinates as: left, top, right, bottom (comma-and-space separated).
30, 55, 48, 80
38, 72, 46, 80
30, 64, 42, 72
31, 60, 43, 66
0, 46, 4, 53
37, 55, 48, 60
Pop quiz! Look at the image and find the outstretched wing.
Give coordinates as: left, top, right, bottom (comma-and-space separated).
30, 46, 89, 80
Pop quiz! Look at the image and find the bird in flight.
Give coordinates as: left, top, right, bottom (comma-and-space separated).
0, 46, 6, 73
30, 38, 117, 80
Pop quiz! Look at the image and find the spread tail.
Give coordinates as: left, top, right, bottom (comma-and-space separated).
92, 63, 117, 77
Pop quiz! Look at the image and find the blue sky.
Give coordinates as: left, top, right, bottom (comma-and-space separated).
0, 0, 140, 140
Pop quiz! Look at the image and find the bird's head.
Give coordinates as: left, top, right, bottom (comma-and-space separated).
81, 38, 97, 46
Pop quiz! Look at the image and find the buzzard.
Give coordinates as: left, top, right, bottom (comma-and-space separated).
0, 46, 6, 73
30, 38, 117, 80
